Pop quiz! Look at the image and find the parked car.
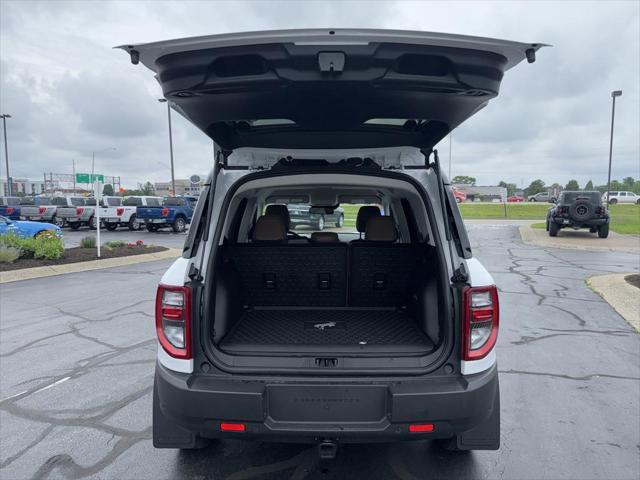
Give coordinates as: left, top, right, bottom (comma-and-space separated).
136, 196, 196, 232
507, 195, 524, 203
546, 191, 609, 238
287, 204, 344, 230
19, 196, 75, 226
57, 196, 122, 230
102, 196, 162, 231
124, 28, 543, 454
0, 215, 62, 239
602, 191, 640, 205
452, 187, 466, 203
527, 192, 556, 203
0, 196, 22, 220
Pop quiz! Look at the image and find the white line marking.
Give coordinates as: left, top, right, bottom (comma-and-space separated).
32, 376, 71, 394
0, 390, 29, 403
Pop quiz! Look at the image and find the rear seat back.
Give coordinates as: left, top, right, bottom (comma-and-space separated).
223, 244, 347, 307
349, 243, 422, 307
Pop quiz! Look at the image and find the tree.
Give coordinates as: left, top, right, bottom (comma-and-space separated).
524, 179, 546, 197
452, 175, 476, 185
139, 182, 155, 195
622, 177, 635, 190
584, 180, 594, 191
565, 179, 580, 191
102, 184, 114, 196
498, 181, 517, 196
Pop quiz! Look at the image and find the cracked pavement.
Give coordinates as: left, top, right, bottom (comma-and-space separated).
1, 224, 639, 479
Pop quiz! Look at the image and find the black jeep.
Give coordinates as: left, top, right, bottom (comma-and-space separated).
546, 191, 610, 238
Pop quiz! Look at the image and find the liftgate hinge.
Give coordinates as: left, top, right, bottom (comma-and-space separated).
451, 262, 469, 283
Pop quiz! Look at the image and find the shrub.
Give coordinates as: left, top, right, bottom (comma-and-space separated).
0, 233, 64, 260
80, 236, 96, 248
0, 245, 21, 263
104, 240, 126, 248
33, 236, 64, 260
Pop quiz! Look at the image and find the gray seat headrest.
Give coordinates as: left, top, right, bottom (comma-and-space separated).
311, 232, 339, 243
364, 216, 398, 242
253, 215, 287, 242
356, 206, 381, 233
265, 204, 291, 230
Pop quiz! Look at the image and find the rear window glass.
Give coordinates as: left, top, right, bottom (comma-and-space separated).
104, 197, 122, 206
20, 197, 34, 205
35, 197, 53, 205
52, 197, 69, 206
163, 197, 186, 206
84, 198, 97, 206
123, 197, 142, 206
146, 198, 161, 207
561, 192, 601, 203
0, 197, 21, 205
70, 198, 85, 206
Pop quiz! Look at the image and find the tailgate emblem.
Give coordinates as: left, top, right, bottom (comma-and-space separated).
314, 322, 336, 330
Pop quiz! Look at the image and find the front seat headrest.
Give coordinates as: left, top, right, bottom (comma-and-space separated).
365, 216, 398, 242
265, 204, 291, 230
356, 206, 381, 233
311, 232, 339, 243
252, 215, 287, 242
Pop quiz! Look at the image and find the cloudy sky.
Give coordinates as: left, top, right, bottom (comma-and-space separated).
1, 0, 638, 189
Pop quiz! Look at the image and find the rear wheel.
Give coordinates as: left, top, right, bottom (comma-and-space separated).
172, 216, 187, 233
545, 218, 550, 231
636, 199, 640, 205
530, 198, 537, 202
146, 223, 159, 232
88, 216, 97, 230
598, 223, 609, 238
69, 223, 81, 230
105, 222, 118, 231
335, 214, 344, 228
609, 199, 617, 205
52, 215, 64, 227
315, 215, 325, 231
549, 221, 559, 237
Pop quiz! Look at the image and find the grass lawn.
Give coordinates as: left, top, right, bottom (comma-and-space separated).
459, 203, 639, 236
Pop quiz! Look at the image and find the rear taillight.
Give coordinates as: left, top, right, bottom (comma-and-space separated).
38, 207, 46, 214
155, 284, 192, 359
6, 207, 13, 215
161, 207, 169, 217
596, 206, 606, 216
462, 286, 499, 361
557, 206, 567, 215
116, 208, 124, 216
76, 207, 84, 215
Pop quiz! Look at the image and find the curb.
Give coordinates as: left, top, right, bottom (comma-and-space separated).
519, 225, 640, 254
0, 248, 182, 284
587, 273, 640, 333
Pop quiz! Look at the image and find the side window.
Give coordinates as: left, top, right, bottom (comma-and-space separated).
620, 192, 626, 197
147, 198, 161, 207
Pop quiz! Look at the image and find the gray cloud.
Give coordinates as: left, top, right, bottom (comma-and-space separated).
1, 0, 638, 189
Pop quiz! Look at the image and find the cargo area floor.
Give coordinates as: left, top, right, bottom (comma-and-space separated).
219, 309, 434, 356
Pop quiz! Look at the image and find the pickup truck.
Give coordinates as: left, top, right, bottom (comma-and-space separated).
58, 196, 122, 230
102, 196, 163, 231
0, 196, 22, 220
136, 196, 196, 232
20, 196, 81, 226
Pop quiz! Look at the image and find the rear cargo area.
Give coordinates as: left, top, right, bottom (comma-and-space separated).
212, 241, 442, 358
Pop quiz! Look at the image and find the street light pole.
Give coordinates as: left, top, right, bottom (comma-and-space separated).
1, 114, 12, 196
158, 99, 176, 196
606, 90, 622, 208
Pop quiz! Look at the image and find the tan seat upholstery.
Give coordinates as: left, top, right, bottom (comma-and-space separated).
364, 216, 398, 242
311, 231, 340, 243
252, 215, 287, 242
265, 204, 291, 230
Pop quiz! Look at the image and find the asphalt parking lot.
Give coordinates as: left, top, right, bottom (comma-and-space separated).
1, 224, 639, 480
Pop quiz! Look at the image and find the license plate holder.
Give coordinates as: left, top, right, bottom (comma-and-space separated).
268, 385, 387, 422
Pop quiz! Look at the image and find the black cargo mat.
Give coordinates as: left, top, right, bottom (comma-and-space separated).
220, 309, 434, 356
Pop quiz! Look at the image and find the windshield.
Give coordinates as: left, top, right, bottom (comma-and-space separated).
264, 203, 383, 239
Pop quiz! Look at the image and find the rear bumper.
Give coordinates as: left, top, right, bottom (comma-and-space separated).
551, 216, 608, 227
154, 361, 499, 444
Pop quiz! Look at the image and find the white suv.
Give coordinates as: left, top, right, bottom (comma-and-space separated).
121, 29, 543, 456
603, 191, 640, 205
